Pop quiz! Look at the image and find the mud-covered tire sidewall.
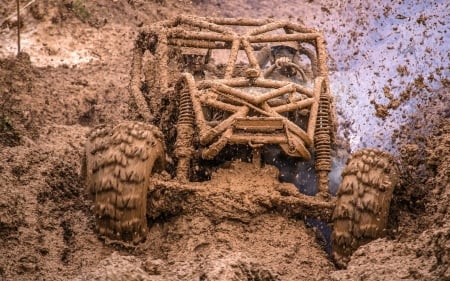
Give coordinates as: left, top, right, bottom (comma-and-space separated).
84, 121, 165, 243
332, 149, 400, 268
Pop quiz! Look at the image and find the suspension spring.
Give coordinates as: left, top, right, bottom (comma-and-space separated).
314, 90, 332, 192
178, 88, 195, 126
175, 86, 195, 181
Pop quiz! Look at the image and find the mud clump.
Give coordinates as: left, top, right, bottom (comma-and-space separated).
371, 75, 434, 120
0, 115, 22, 147
0, 52, 39, 144
0, 192, 25, 237
77, 251, 281, 281
390, 91, 449, 231
38, 161, 85, 212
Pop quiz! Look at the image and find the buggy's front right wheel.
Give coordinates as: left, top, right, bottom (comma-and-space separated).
331, 149, 400, 268
84, 121, 165, 243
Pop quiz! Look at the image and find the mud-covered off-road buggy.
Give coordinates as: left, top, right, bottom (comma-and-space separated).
83, 16, 400, 267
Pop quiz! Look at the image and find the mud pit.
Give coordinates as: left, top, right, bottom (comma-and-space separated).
0, 1, 449, 280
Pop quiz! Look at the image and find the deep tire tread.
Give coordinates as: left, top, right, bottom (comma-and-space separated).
85, 121, 164, 242
332, 148, 400, 268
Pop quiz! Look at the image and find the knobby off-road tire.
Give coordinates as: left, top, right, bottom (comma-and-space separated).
332, 149, 400, 268
85, 122, 165, 243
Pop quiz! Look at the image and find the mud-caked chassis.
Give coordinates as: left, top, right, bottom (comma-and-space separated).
83, 16, 400, 267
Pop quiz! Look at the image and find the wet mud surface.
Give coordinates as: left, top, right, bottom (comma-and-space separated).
0, 0, 449, 280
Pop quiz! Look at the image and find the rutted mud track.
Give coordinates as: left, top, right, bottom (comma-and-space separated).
0, 1, 449, 280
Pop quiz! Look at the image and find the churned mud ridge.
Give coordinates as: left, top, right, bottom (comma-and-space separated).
78, 162, 336, 280
0, 53, 37, 146
147, 162, 335, 224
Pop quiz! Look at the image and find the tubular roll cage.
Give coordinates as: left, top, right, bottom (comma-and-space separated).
130, 16, 334, 193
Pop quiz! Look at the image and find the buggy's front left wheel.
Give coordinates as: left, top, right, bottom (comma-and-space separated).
84, 121, 165, 243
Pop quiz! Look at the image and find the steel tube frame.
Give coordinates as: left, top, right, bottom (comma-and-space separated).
131, 15, 333, 193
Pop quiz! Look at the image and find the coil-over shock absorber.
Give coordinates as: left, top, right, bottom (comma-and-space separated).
174, 82, 195, 181
314, 85, 332, 193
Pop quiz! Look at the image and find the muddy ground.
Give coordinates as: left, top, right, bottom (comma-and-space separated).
0, 0, 449, 280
